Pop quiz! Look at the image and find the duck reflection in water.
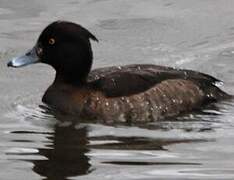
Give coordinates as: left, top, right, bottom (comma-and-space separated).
32, 121, 91, 180
8, 103, 224, 180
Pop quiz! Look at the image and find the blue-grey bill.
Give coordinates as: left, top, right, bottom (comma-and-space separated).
7, 47, 39, 68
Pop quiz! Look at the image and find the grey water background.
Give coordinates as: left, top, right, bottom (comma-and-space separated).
1, 0, 234, 179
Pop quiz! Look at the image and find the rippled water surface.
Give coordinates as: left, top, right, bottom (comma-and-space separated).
1, 0, 234, 179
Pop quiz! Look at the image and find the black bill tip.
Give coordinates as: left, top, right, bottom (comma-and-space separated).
7, 61, 13, 67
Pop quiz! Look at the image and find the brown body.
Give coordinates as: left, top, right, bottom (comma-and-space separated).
43, 65, 229, 123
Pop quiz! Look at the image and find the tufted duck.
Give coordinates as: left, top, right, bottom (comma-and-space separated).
8, 21, 231, 123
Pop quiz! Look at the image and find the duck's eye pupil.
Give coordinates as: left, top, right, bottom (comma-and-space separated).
48, 38, 55, 45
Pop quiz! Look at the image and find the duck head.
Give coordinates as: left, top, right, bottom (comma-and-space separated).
8, 21, 98, 84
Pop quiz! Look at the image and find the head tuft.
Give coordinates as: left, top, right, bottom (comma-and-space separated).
39, 20, 98, 43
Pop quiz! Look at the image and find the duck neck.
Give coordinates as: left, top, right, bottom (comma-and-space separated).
54, 60, 92, 86
54, 73, 86, 86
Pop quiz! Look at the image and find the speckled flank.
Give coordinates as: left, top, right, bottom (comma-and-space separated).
82, 79, 205, 123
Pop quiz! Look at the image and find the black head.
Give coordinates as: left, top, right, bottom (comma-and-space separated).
8, 21, 98, 84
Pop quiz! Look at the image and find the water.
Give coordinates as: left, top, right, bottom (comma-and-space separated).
1, 0, 234, 179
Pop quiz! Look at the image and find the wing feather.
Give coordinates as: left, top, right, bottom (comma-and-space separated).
88, 64, 224, 98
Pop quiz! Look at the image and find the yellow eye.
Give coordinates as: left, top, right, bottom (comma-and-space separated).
48, 38, 55, 45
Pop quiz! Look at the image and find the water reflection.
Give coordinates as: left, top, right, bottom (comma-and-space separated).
32, 125, 91, 180
10, 111, 92, 180
6, 100, 233, 180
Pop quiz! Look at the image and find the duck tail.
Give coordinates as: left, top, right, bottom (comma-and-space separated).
205, 84, 232, 101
